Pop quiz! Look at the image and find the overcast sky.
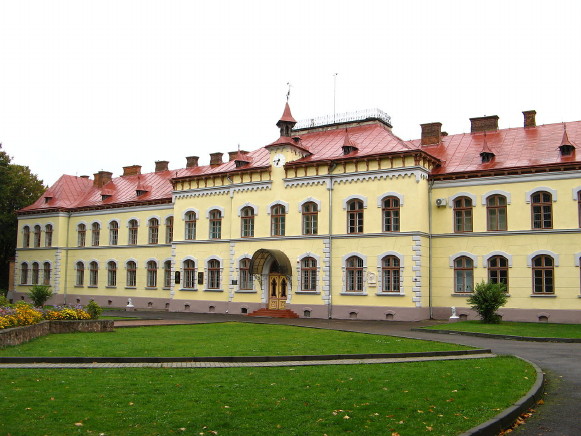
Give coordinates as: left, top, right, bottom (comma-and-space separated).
1, 0, 580, 186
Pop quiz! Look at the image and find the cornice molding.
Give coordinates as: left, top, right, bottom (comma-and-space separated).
173, 181, 272, 200
433, 170, 581, 189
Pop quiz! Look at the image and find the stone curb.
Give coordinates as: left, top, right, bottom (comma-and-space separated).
411, 328, 581, 342
0, 348, 491, 364
461, 358, 544, 436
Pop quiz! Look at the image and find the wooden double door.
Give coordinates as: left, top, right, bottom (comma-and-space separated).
268, 274, 287, 310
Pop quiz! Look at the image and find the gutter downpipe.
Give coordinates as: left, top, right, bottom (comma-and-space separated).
63, 211, 72, 305
428, 179, 434, 319
327, 166, 336, 319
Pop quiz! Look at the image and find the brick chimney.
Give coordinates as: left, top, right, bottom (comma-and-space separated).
123, 165, 142, 176
210, 152, 223, 166
420, 122, 442, 145
470, 115, 499, 133
155, 161, 169, 172
186, 156, 199, 168
523, 110, 536, 128
93, 171, 113, 188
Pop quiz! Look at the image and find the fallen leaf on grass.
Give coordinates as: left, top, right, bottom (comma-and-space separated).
74, 422, 83, 427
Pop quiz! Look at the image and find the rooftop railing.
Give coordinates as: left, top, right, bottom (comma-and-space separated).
294, 108, 391, 130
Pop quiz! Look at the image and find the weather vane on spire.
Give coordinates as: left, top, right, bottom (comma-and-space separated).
286, 82, 292, 102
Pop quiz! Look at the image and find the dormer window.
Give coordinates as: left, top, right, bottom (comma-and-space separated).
136, 190, 147, 196
480, 151, 495, 163
44, 196, 52, 203
102, 195, 111, 201
342, 145, 357, 155
235, 159, 249, 168
559, 144, 575, 156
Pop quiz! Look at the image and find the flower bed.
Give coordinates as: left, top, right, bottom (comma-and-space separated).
0, 302, 92, 330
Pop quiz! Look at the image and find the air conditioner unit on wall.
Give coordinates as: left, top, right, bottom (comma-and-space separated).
435, 198, 447, 207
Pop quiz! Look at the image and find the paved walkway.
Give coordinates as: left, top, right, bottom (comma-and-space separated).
107, 311, 581, 435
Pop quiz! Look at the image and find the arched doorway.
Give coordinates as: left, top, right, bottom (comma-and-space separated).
249, 249, 292, 310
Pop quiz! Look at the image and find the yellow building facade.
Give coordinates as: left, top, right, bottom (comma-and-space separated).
11, 105, 581, 322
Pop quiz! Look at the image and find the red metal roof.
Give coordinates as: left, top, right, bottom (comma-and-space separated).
411, 121, 581, 176
279, 102, 296, 123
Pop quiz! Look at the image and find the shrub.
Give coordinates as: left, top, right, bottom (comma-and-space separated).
467, 281, 508, 324
27, 285, 54, 307
0, 295, 10, 306
86, 300, 103, 319
44, 305, 91, 321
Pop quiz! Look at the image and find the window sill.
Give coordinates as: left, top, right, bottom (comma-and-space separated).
451, 293, 472, 297
163, 287, 171, 290
88, 286, 98, 289
530, 294, 556, 297
204, 289, 224, 292
340, 292, 368, 296
376, 292, 405, 296
145, 287, 158, 290
235, 289, 256, 293
18, 284, 30, 287
106, 286, 117, 289
125, 286, 136, 290
74, 285, 84, 288
295, 291, 321, 295
179, 288, 197, 292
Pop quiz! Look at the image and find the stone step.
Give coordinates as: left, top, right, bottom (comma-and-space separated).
247, 308, 300, 318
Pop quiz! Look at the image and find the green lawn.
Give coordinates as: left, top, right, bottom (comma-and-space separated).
423, 320, 581, 338
0, 357, 534, 436
0, 322, 473, 357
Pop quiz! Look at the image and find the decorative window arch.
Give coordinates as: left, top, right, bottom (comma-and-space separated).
146, 259, 158, 288
267, 200, 289, 214
483, 251, 513, 267
342, 195, 367, 210
376, 192, 404, 207
91, 222, 101, 246
531, 254, 555, 294
448, 192, 477, 207
237, 202, 259, 216
127, 219, 139, 245
449, 252, 478, 268
88, 260, 99, 287
297, 252, 321, 293
184, 210, 198, 240
20, 262, 29, 284
208, 209, 222, 239
44, 223, 53, 247
237, 255, 253, 291
107, 260, 117, 287
527, 250, 559, 267
341, 252, 367, 294
301, 201, 319, 235
205, 206, 225, 218
33, 225, 42, 247
482, 190, 511, 205
108, 220, 119, 245
525, 187, 558, 203
75, 261, 85, 286
182, 257, 198, 290
148, 217, 160, 244
126, 260, 137, 287
240, 206, 255, 238
205, 256, 222, 290
298, 197, 322, 212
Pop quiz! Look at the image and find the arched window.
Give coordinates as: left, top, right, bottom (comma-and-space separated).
185, 212, 197, 240
454, 197, 473, 232
128, 220, 138, 245
183, 259, 196, 289
271, 204, 286, 236
126, 261, 137, 287
75, 261, 84, 286
20, 263, 28, 284
163, 260, 172, 288
208, 259, 221, 289
240, 207, 255, 238
44, 224, 53, 247
578, 192, 581, 228
347, 199, 364, 234
239, 258, 252, 290
488, 255, 508, 291
109, 221, 119, 245
454, 256, 473, 293
107, 261, 117, 287
148, 218, 159, 244
91, 222, 100, 246
33, 225, 41, 247
486, 195, 507, 231
31, 262, 40, 285
302, 202, 318, 235
531, 191, 552, 229
77, 224, 86, 247
146, 260, 158, 287
346, 256, 364, 292
209, 209, 222, 239
165, 216, 173, 243
301, 257, 317, 291
22, 226, 30, 248
89, 261, 98, 286
43, 262, 51, 285
382, 197, 400, 232
532, 255, 554, 294
381, 256, 400, 293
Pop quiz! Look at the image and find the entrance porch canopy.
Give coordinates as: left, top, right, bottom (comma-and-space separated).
249, 249, 292, 275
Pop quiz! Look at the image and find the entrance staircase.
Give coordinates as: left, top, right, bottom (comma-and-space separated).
247, 308, 300, 318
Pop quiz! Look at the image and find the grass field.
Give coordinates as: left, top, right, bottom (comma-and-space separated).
423, 320, 581, 338
0, 322, 473, 357
0, 357, 534, 436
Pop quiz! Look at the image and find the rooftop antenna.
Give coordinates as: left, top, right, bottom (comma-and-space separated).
333, 73, 338, 123
286, 82, 291, 102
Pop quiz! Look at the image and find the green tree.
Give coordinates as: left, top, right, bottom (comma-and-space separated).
467, 281, 508, 324
0, 147, 46, 289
